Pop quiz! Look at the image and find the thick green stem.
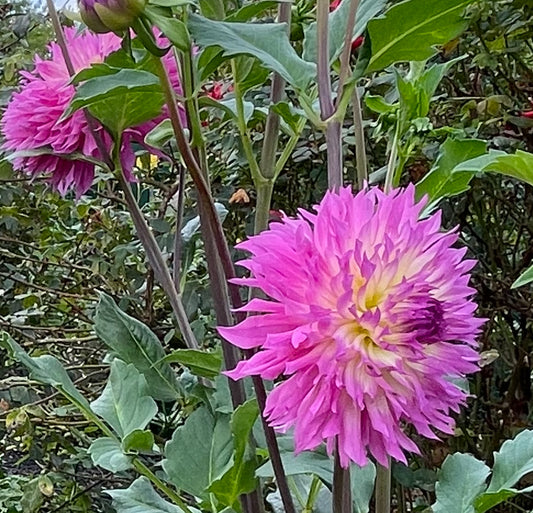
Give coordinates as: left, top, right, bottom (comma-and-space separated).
254, 181, 274, 233
352, 86, 367, 189
259, 1, 291, 181
375, 461, 391, 513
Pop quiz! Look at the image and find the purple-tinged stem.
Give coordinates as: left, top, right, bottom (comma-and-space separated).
172, 163, 186, 291
246, 3, 297, 511
375, 460, 391, 513
317, 0, 342, 188
153, 51, 266, 513
335, 0, 360, 108
333, 444, 352, 513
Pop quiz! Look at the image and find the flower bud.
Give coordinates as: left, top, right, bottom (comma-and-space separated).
79, 0, 146, 34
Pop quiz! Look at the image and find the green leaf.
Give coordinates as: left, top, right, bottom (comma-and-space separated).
199, 0, 225, 19
145, 119, 176, 150
163, 407, 233, 499
364, 95, 396, 114
256, 449, 333, 482
145, 6, 190, 52
487, 429, 533, 493
474, 490, 516, 513
351, 463, 376, 513
122, 429, 155, 453
106, 477, 194, 513
148, 0, 191, 7
66, 69, 164, 135
226, 0, 281, 22
20, 479, 44, 513
419, 147, 533, 209
89, 437, 133, 472
303, 0, 386, 63
208, 399, 259, 508
512, 265, 533, 289
187, 13, 316, 90
161, 348, 222, 379
415, 138, 488, 206
474, 149, 533, 187
271, 101, 305, 135
0, 332, 91, 413
199, 96, 255, 125
432, 453, 490, 513
90, 359, 158, 438
366, 0, 473, 72
94, 293, 180, 401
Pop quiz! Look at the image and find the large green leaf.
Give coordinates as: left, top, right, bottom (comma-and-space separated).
187, 13, 316, 90
366, 0, 473, 72
432, 453, 489, 513
66, 69, 164, 135
303, 0, 386, 63
94, 293, 180, 401
208, 399, 259, 509
90, 359, 158, 438
487, 429, 533, 493
163, 407, 233, 499
0, 332, 91, 413
88, 437, 133, 472
145, 5, 190, 52
415, 138, 487, 206
106, 477, 194, 513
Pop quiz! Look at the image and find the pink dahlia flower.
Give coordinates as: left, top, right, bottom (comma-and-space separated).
1, 28, 180, 197
219, 186, 483, 468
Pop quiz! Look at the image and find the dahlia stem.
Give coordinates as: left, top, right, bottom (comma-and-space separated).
317, 0, 343, 188
259, 1, 291, 184
230, 6, 297, 509
375, 461, 391, 513
45, 0, 199, 350
152, 53, 265, 513
352, 85, 367, 190
172, 163, 186, 291
335, 0, 360, 109
333, 445, 352, 513
117, 169, 199, 350
384, 122, 400, 193
254, 181, 274, 234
